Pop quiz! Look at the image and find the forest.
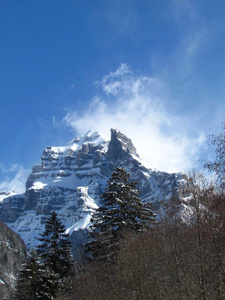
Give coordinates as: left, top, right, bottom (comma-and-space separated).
13, 126, 225, 300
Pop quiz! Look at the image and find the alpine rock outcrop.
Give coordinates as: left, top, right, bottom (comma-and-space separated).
0, 129, 186, 250
0, 220, 27, 299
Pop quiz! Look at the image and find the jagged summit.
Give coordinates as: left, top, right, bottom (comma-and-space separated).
107, 129, 138, 161
70, 130, 107, 146
0, 129, 185, 249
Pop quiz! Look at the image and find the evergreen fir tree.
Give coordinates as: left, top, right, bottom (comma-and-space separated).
13, 249, 49, 300
85, 167, 155, 261
37, 211, 74, 293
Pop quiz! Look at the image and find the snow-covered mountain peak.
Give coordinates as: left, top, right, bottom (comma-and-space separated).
69, 130, 108, 149
42, 130, 108, 165
106, 128, 139, 162
0, 129, 186, 249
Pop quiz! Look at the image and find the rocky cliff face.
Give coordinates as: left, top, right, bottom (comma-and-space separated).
0, 129, 186, 250
0, 221, 27, 299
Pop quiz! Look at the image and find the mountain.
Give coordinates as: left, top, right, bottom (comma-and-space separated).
0, 220, 27, 299
0, 129, 186, 251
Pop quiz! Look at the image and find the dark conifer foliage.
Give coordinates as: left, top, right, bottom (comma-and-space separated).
70, 179, 225, 299
13, 212, 75, 299
85, 167, 155, 261
37, 211, 74, 280
13, 249, 49, 300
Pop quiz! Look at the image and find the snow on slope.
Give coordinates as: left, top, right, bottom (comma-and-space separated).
0, 129, 185, 249
0, 191, 17, 203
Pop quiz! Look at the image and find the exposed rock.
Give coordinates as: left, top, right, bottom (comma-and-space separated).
0, 129, 187, 252
106, 128, 138, 161
0, 221, 27, 299
0, 194, 25, 223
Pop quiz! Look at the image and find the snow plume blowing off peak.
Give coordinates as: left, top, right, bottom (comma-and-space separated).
64, 64, 205, 173
0, 128, 186, 250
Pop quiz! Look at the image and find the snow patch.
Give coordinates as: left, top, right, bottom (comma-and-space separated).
65, 213, 92, 234
0, 191, 17, 202
29, 181, 48, 190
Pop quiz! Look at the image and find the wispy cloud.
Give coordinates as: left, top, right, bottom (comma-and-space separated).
64, 64, 205, 172
172, 1, 213, 80
0, 163, 30, 194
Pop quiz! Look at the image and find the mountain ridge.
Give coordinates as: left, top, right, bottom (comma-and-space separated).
0, 129, 186, 249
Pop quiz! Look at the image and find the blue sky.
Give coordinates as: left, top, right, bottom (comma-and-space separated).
0, 0, 225, 193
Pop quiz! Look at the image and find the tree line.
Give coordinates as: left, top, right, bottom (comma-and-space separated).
13, 125, 225, 299
13, 166, 155, 299
69, 176, 224, 300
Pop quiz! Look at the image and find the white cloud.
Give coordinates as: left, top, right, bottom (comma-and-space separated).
64, 64, 206, 173
0, 164, 30, 194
